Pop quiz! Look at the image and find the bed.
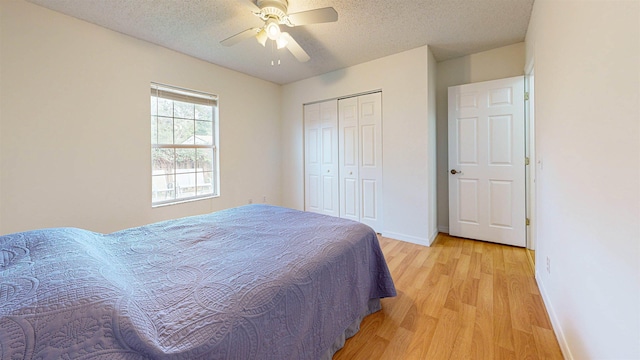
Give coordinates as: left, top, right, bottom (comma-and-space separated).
0, 204, 396, 359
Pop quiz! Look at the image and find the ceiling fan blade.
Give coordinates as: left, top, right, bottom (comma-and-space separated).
283, 33, 310, 62
221, 28, 260, 46
287, 7, 338, 26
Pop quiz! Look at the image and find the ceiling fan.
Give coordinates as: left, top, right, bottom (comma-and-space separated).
221, 0, 338, 62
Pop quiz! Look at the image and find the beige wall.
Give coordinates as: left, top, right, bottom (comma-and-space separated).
526, 1, 639, 358
0, 1, 282, 234
281, 46, 438, 245
436, 43, 525, 232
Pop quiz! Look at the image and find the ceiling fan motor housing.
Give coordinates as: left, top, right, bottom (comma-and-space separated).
257, 0, 288, 21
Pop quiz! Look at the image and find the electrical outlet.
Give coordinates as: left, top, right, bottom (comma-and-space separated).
546, 256, 551, 274
248, 199, 253, 204
263, 195, 267, 203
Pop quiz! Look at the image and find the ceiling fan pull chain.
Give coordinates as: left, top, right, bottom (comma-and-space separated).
270, 41, 281, 66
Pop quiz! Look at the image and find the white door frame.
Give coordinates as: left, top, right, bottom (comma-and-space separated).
525, 64, 536, 251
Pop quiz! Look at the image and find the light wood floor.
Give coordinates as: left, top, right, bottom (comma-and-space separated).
333, 233, 563, 359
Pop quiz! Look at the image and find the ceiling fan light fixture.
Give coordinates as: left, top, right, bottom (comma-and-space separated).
265, 18, 281, 40
256, 29, 268, 46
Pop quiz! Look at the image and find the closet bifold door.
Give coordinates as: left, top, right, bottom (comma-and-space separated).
338, 97, 360, 222
356, 93, 383, 231
304, 100, 339, 217
339, 92, 383, 231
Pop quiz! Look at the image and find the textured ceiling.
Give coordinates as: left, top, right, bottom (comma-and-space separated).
25, 0, 534, 85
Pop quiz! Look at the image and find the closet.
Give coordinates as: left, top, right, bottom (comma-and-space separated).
304, 92, 383, 231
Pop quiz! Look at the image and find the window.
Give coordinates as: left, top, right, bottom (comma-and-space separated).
151, 83, 218, 206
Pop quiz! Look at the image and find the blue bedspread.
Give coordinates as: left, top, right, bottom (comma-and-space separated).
0, 204, 396, 359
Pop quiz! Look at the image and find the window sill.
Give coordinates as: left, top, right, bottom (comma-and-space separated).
152, 194, 219, 208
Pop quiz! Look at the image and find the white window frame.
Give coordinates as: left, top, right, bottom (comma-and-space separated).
151, 82, 219, 207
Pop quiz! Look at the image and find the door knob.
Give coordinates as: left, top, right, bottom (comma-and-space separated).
327, 170, 330, 173
450, 169, 462, 175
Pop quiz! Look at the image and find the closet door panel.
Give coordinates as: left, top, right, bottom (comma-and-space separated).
343, 178, 358, 217
361, 179, 378, 219
320, 100, 339, 217
305, 100, 338, 217
304, 103, 321, 213
339, 97, 359, 222
358, 93, 383, 231
307, 174, 320, 210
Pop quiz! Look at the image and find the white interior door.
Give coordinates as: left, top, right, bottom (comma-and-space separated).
448, 76, 526, 247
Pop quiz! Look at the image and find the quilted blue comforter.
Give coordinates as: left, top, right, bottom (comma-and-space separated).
0, 204, 396, 359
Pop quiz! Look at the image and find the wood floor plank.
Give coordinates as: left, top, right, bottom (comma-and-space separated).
379, 326, 414, 360
399, 302, 419, 331
514, 328, 541, 359
444, 278, 465, 311
530, 293, 554, 330
461, 238, 475, 255
449, 303, 477, 359
526, 271, 542, 294
404, 314, 438, 359
471, 272, 495, 360
453, 254, 472, 280
334, 234, 564, 360
386, 252, 408, 278
333, 311, 385, 359
419, 274, 452, 318
424, 308, 461, 359
493, 243, 507, 271
436, 240, 453, 264
407, 265, 430, 291
376, 290, 413, 341
395, 265, 424, 291
493, 269, 516, 350
532, 325, 564, 359
469, 250, 483, 279
508, 273, 533, 333
421, 261, 448, 287
495, 345, 518, 360
473, 240, 485, 253
481, 242, 495, 275
461, 277, 480, 306
337, 334, 389, 359
380, 237, 401, 255
410, 246, 431, 268
503, 245, 520, 265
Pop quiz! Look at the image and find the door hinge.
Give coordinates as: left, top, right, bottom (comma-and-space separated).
526, 218, 530, 226
525, 157, 530, 165
524, 92, 530, 101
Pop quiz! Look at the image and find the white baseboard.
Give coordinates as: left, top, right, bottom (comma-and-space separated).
438, 225, 449, 234
535, 270, 574, 360
382, 231, 430, 247
428, 228, 439, 246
